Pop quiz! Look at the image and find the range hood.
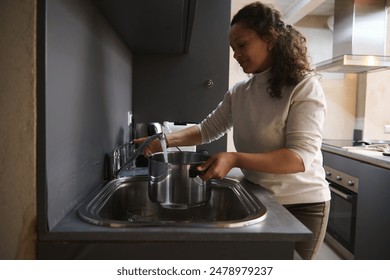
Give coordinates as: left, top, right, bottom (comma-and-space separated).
315, 0, 390, 73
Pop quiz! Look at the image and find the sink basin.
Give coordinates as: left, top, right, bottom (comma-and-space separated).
78, 176, 266, 228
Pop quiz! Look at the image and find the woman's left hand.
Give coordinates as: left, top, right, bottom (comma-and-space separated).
197, 152, 237, 181
133, 137, 162, 157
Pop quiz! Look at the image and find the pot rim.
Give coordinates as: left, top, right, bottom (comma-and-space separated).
148, 151, 209, 165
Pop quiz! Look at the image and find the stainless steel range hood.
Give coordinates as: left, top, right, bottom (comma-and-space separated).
315, 0, 390, 73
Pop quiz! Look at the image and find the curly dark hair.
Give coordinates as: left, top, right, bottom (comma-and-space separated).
231, 2, 313, 98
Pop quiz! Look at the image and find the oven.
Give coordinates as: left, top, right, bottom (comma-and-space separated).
324, 165, 358, 259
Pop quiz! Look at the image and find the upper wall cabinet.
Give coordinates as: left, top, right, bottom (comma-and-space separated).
93, 0, 197, 54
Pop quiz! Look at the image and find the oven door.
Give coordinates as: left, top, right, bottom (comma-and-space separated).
327, 182, 357, 254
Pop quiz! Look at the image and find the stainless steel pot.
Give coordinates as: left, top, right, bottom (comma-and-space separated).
148, 151, 210, 209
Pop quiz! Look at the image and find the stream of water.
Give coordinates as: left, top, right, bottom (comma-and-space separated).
159, 138, 168, 163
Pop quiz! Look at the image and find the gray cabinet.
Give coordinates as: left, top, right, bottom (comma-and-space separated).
93, 0, 197, 54
322, 151, 390, 259
94, 0, 231, 154
354, 163, 390, 259
133, 0, 231, 154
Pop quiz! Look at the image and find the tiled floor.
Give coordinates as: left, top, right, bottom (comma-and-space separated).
314, 241, 343, 260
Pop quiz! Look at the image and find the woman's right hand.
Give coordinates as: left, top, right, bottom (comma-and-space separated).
196, 152, 238, 181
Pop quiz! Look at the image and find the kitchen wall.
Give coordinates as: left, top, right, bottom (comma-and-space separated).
359, 3, 390, 141
296, 16, 359, 140
298, 10, 390, 142
44, 0, 133, 230
363, 70, 390, 140
0, 0, 37, 259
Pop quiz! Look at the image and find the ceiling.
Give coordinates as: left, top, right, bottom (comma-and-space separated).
231, 0, 335, 24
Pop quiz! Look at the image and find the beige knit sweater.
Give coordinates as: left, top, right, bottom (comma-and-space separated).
198, 69, 330, 205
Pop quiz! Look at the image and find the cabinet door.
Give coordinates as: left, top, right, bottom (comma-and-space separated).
354, 163, 390, 260
133, 0, 230, 153
93, 0, 197, 54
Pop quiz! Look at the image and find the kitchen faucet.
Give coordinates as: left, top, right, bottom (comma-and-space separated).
115, 132, 166, 178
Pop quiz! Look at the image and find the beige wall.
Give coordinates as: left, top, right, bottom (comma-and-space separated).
0, 0, 37, 259
294, 16, 359, 140
363, 70, 390, 140
299, 9, 390, 142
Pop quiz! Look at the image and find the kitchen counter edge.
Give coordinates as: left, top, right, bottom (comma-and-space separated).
321, 143, 390, 170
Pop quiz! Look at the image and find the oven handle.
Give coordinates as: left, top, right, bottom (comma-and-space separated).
329, 185, 354, 200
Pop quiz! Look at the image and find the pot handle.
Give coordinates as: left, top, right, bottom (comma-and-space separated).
188, 166, 206, 178
188, 150, 209, 178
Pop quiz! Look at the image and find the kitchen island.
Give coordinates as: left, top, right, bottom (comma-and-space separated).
37, 169, 311, 260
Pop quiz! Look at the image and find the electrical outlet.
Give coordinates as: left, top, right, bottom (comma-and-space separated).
384, 125, 390, 134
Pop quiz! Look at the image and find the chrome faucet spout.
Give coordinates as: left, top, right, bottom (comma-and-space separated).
115, 132, 166, 178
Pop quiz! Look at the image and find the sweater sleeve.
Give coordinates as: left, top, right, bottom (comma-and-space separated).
285, 77, 327, 171
197, 90, 234, 144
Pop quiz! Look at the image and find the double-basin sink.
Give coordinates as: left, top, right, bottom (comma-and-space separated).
78, 173, 267, 228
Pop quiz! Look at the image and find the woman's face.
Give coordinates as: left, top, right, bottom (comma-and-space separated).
229, 22, 272, 74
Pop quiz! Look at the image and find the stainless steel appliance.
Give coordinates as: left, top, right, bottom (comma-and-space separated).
315, 0, 390, 73
324, 165, 359, 259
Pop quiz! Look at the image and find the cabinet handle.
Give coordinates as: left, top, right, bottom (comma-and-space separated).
204, 79, 214, 88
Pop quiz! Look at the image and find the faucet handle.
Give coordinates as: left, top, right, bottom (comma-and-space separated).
105, 142, 134, 180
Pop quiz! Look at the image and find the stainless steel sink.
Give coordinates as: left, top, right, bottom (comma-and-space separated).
78, 176, 266, 228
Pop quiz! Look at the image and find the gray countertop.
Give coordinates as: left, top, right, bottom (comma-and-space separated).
45, 169, 311, 243
321, 140, 390, 170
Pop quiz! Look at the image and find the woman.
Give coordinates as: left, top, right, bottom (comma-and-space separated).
137, 2, 330, 260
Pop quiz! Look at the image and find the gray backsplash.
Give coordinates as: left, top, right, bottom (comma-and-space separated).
45, 0, 132, 229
